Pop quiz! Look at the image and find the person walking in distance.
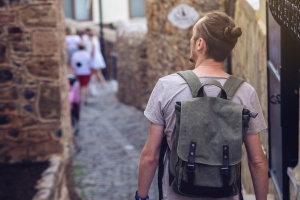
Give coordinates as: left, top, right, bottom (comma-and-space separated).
82, 28, 107, 87
70, 43, 92, 105
65, 27, 81, 68
136, 11, 268, 200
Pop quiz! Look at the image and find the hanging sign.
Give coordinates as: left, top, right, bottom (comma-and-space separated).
167, 3, 200, 30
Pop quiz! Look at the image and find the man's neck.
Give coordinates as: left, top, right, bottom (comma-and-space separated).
193, 58, 229, 78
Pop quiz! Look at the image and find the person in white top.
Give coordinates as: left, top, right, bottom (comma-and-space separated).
70, 43, 92, 105
136, 11, 268, 200
65, 27, 82, 67
82, 28, 107, 87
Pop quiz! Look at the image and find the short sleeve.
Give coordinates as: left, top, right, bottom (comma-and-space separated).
144, 80, 165, 125
246, 90, 267, 134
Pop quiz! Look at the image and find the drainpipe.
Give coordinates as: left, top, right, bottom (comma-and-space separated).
99, 0, 107, 78
99, 0, 105, 60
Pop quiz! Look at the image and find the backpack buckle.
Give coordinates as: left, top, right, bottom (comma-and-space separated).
220, 167, 230, 176
186, 164, 195, 173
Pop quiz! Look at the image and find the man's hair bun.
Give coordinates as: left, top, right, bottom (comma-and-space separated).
224, 26, 242, 41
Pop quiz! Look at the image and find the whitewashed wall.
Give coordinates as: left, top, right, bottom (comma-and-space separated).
92, 0, 130, 24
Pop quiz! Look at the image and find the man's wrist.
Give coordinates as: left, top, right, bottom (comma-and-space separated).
135, 191, 149, 200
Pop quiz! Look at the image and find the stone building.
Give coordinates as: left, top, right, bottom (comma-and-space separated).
0, 1, 77, 199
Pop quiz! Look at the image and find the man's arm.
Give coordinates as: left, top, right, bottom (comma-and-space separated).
137, 123, 164, 198
244, 133, 268, 200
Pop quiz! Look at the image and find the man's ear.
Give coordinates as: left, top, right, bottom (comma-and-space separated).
197, 38, 206, 51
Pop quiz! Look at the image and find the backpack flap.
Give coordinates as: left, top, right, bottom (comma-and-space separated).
177, 97, 244, 166
175, 97, 245, 190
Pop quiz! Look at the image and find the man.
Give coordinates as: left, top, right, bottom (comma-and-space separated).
136, 11, 268, 200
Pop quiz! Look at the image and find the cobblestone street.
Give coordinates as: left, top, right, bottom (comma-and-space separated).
73, 80, 159, 200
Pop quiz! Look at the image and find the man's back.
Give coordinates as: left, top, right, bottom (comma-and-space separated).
144, 73, 267, 200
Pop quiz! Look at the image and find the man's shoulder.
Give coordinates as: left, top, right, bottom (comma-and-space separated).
158, 72, 185, 85
238, 80, 256, 93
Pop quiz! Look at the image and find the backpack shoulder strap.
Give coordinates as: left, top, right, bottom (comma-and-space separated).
177, 70, 202, 98
223, 75, 245, 100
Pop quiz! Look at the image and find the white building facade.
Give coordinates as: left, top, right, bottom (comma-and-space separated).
64, 0, 145, 24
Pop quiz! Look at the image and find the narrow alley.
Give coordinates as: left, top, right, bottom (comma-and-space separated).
72, 80, 273, 200
73, 80, 159, 199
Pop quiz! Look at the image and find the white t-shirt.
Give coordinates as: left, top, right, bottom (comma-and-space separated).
66, 35, 81, 51
144, 73, 267, 200
71, 50, 92, 75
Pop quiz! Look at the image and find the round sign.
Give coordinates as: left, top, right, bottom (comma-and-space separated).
167, 3, 200, 30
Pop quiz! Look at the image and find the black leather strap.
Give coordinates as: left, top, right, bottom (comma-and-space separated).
221, 145, 230, 189
187, 142, 196, 185
158, 136, 168, 199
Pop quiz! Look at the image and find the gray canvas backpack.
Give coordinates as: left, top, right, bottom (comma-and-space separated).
168, 70, 257, 198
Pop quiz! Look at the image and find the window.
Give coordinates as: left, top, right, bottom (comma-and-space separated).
129, 0, 145, 18
64, 0, 91, 21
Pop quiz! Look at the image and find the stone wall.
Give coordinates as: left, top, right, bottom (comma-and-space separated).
0, 0, 76, 199
116, 28, 149, 109
146, 0, 225, 93
231, 0, 269, 195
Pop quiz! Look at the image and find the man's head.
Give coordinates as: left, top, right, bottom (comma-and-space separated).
85, 28, 93, 36
189, 11, 242, 63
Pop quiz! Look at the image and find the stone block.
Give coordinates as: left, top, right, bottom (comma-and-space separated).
0, 145, 29, 162
6, 27, 31, 43
27, 141, 63, 158
26, 58, 59, 79
6, 128, 20, 141
0, 12, 15, 24
0, 44, 7, 63
38, 84, 61, 119
20, 5, 57, 27
0, 114, 11, 126
17, 115, 38, 128
32, 31, 58, 54
24, 130, 50, 142
0, 86, 18, 100
0, 130, 3, 141
11, 44, 31, 53
0, 69, 13, 84
8, 0, 30, 7
0, 102, 18, 113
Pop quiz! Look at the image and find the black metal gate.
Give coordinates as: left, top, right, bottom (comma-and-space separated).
267, 1, 300, 199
